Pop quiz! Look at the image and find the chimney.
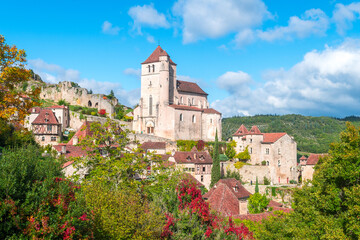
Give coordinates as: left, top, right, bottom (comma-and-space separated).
73, 136, 78, 145
61, 145, 66, 154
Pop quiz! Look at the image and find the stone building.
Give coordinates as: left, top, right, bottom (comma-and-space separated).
299, 154, 327, 182
203, 179, 251, 215
31, 109, 62, 146
133, 46, 222, 141
26, 105, 70, 130
168, 147, 213, 189
232, 125, 298, 184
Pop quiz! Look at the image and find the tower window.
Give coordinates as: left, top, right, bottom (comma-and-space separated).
180, 97, 183, 104
149, 95, 153, 116
192, 115, 196, 123
180, 113, 183, 121
148, 65, 151, 72
152, 64, 155, 72
266, 148, 269, 154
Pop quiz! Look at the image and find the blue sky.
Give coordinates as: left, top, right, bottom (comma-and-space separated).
1, 0, 360, 117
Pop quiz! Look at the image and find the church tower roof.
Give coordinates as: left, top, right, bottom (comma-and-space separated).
142, 45, 177, 65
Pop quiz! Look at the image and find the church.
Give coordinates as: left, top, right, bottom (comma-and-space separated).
133, 46, 222, 141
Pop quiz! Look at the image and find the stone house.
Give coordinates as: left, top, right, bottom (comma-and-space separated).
232, 125, 298, 184
299, 154, 327, 182
133, 46, 222, 141
168, 147, 213, 189
31, 109, 62, 146
203, 179, 251, 215
26, 105, 69, 130
140, 141, 167, 154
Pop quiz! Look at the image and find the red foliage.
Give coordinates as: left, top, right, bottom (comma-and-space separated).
99, 109, 106, 115
197, 140, 205, 151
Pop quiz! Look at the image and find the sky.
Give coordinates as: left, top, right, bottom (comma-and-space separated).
1, 0, 360, 118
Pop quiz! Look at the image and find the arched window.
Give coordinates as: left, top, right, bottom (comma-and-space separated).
180, 97, 183, 104
180, 113, 183, 121
188, 98, 191, 106
88, 101, 92, 107
192, 115, 196, 123
149, 95, 153, 115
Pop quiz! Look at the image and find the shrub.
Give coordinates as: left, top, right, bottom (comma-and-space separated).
261, 160, 267, 166
90, 111, 96, 116
79, 113, 85, 120
264, 176, 271, 185
99, 109, 106, 116
234, 161, 250, 169
248, 193, 270, 214
289, 180, 297, 184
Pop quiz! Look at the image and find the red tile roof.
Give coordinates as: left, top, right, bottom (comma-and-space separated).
268, 200, 282, 208
204, 179, 251, 200
250, 126, 261, 134
177, 80, 208, 95
32, 109, 60, 125
68, 121, 93, 145
142, 45, 176, 65
29, 107, 41, 114
141, 141, 166, 150
233, 125, 249, 136
173, 150, 212, 164
62, 160, 74, 168
234, 207, 292, 222
169, 104, 220, 115
306, 154, 327, 165
53, 145, 88, 159
183, 173, 204, 188
300, 155, 307, 161
262, 133, 287, 143
50, 105, 68, 109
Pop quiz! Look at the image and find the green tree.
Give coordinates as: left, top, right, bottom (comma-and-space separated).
235, 146, 251, 161
255, 177, 259, 193
248, 193, 269, 214
210, 129, 220, 188
225, 140, 236, 160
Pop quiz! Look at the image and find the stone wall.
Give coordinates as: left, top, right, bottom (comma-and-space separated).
41, 81, 117, 118
222, 162, 271, 184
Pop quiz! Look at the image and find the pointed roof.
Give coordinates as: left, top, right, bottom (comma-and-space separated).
233, 124, 249, 136
142, 46, 176, 65
68, 121, 93, 145
191, 146, 198, 152
250, 126, 261, 134
32, 109, 60, 125
300, 155, 307, 161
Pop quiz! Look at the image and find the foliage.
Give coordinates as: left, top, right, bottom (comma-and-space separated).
210, 130, 220, 188
177, 140, 197, 151
0, 146, 92, 239
162, 179, 254, 239
88, 89, 93, 94
114, 104, 133, 121
197, 140, 205, 151
255, 177, 259, 193
223, 169, 242, 183
289, 180, 297, 184
106, 90, 115, 99
0, 35, 41, 124
235, 146, 250, 161
247, 193, 270, 214
0, 118, 37, 149
263, 176, 270, 185
261, 160, 266, 166
225, 140, 237, 160
58, 99, 69, 106
222, 114, 360, 153
234, 161, 250, 169
70, 81, 80, 88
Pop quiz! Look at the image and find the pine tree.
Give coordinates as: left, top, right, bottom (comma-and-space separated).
210, 130, 220, 188
255, 176, 259, 193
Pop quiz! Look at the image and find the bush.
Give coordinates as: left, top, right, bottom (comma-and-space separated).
248, 193, 270, 214
234, 161, 250, 169
79, 113, 85, 120
264, 176, 271, 185
90, 111, 96, 116
289, 180, 297, 184
261, 160, 266, 166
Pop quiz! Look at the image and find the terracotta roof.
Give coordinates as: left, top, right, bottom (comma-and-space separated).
68, 121, 93, 145
29, 107, 41, 114
202, 108, 221, 115
262, 133, 287, 143
169, 104, 203, 112
300, 155, 307, 161
249, 126, 261, 134
62, 160, 74, 168
183, 173, 204, 188
142, 45, 176, 65
233, 124, 249, 136
204, 179, 251, 200
32, 109, 60, 125
141, 141, 166, 150
173, 150, 213, 164
53, 145, 88, 159
306, 154, 327, 165
268, 200, 282, 208
50, 105, 68, 109
177, 80, 208, 95
169, 104, 221, 115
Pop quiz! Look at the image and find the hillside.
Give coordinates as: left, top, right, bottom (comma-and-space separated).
222, 114, 360, 153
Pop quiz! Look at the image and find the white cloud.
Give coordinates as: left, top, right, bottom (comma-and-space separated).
102, 21, 121, 35
128, 4, 170, 34
28, 59, 139, 107
173, 0, 271, 43
123, 68, 141, 79
212, 39, 360, 117
217, 71, 252, 95
146, 35, 156, 43
332, 2, 360, 35
257, 9, 329, 42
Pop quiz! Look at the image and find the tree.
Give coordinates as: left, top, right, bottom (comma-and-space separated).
248, 193, 269, 214
225, 140, 237, 160
210, 129, 220, 188
0, 35, 40, 124
255, 177, 259, 193
235, 146, 251, 161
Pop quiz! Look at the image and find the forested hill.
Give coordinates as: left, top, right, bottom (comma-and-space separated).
222, 114, 360, 153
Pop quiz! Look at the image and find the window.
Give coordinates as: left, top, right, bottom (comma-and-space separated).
41, 136, 45, 141
202, 166, 206, 172
250, 147, 252, 154
186, 156, 191, 161
192, 115, 196, 123
278, 160, 281, 167
249, 138, 252, 143
149, 95, 153, 115
47, 125, 52, 132
192, 98, 194, 105
267, 161, 269, 166
188, 98, 191, 106
51, 136, 57, 141
152, 64, 155, 72
197, 166, 200, 172
147, 127, 154, 134
148, 65, 151, 72
278, 148, 281, 155
201, 175, 204, 182
210, 119, 212, 124
266, 148, 269, 154
180, 113, 183, 121
180, 97, 183, 104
